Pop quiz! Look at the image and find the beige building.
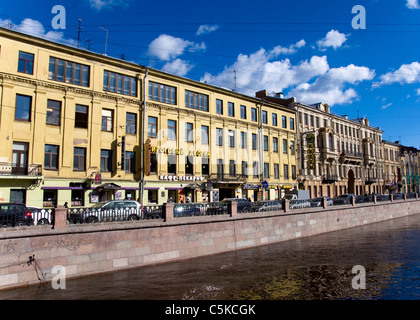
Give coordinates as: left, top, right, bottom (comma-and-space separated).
382, 140, 401, 193
0, 27, 297, 207
255, 91, 384, 198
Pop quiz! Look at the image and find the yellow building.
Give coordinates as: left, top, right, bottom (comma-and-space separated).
382, 140, 401, 193
0, 27, 297, 207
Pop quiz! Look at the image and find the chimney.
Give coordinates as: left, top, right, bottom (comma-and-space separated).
255, 90, 268, 99
275, 92, 284, 98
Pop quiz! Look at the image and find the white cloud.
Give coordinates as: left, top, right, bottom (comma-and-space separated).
161, 59, 194, 76
406, 0, 420, 9
196, 24, 219, 35
381, 103, 393, 109
290, 64, 375, 105
200, 46, 329, 95
317, 29, 348, 50
374, 62, 420, 86
2, 18, 74, 46
89, 0, 132, 11
269, 39, 306, 56
148, 34, 206, 61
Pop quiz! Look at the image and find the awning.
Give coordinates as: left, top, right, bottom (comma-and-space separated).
184, 183, 202, 189
95, 183, 121, 190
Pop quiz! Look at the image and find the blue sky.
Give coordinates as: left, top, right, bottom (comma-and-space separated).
1, 0, 420, 147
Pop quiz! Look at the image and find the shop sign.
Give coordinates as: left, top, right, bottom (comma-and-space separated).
152, 146, 210, 157
159, 175, 204, 181
242, 184, 260, 190
306, 133, 315, 170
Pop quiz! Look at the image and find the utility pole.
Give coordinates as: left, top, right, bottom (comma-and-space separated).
77, 19, 82, 48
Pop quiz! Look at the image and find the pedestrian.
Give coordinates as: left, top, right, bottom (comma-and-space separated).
64, 202, 68, 208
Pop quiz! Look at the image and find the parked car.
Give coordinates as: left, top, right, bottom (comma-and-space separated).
310, 196, 333, 207
173, 204, 202, 217
27, 207, 52, 225
207, 198, 252, 215
252, 200, 283, 212
69, 200, 143, 223
289, 199, 311, 210
333, 194, 356, 205
0, 203, 34, 227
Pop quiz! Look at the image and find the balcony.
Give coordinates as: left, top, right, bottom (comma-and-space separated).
340, 151, 363, 164
0, 163, 42, 177
365, 177, 378, 185
322, 174, 339, 183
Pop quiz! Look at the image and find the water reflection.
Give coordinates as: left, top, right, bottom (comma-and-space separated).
1, 214, 420, 300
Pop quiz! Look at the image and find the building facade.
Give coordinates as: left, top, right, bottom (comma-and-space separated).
400, 145, 419, 193
382, 140, 401, 193
255, 91, 385, 198
0, 27, 297, 208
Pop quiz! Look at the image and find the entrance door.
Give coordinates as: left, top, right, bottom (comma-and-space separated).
348, 169, 355, 194
12, 142, 28, 175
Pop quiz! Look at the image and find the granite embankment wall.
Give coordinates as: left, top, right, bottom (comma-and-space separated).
1, 197, 420, 290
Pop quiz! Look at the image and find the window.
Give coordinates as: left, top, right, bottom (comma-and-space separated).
241, 132, 247, 149
186, 156, 194, 175
251, 108, 257, 122
290, 141, 295, 155
262, 111, 267, 124
148, 116, 157, 138
104, 70, 137, 96
241, 161, 248, 177
185, 90, 208, 111
12, 142, 28, 175
216, 99, 223, 114
201, 125, 209, 144
228, 130, 235, 147
100, 149, 112, 172
240, 105, 246, 119
126, 113, 137, 134
202, 157, 209, 176
168, 120, 176, 140
71, 190, 84, 206
282, 116, 287, 128
229, 160, 236, 176
46, 99, 61, 125
228, 102, 234, 117
216, 128, 223, 146
272, 114, 278, 126
283, 139, 288, 154
264, 163, 269, 179
292, 165, 297, 180
186, 123, 193, 142
73, 147, 86, 171
125, 151, 135, 173
328, 134, 333, 151
263, 135, 268, 151
75, 104, 88, 128
304, 114, 308, 126
252, 133, 257, 150
101, 109, 113, 131
217, 159, 224, 177
10, 189, 26, 205
148, 81, 176, 104
18, 51, 34, 74
284, 164, 289, 179
310, 115, 314, 127
43, 190, 57, 207
48, 57, 90, 87
273, 137, 278, 152
15, 94, 32, 121
44, 144, 59, 170
274, 164, 279, 179
150, 153, 157, 174
168, 155, 177, 174
253, 161, 259, 178
290, 117, 295, 130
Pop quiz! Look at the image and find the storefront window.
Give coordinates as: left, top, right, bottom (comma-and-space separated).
71, 189, 84, 206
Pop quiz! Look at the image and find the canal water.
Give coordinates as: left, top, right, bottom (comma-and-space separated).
1, 213, 420, 300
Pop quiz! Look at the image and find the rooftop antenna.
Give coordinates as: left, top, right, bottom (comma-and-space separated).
77, 19, 82, 48
233, 70, 237, 92
99, 26, 108, 56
